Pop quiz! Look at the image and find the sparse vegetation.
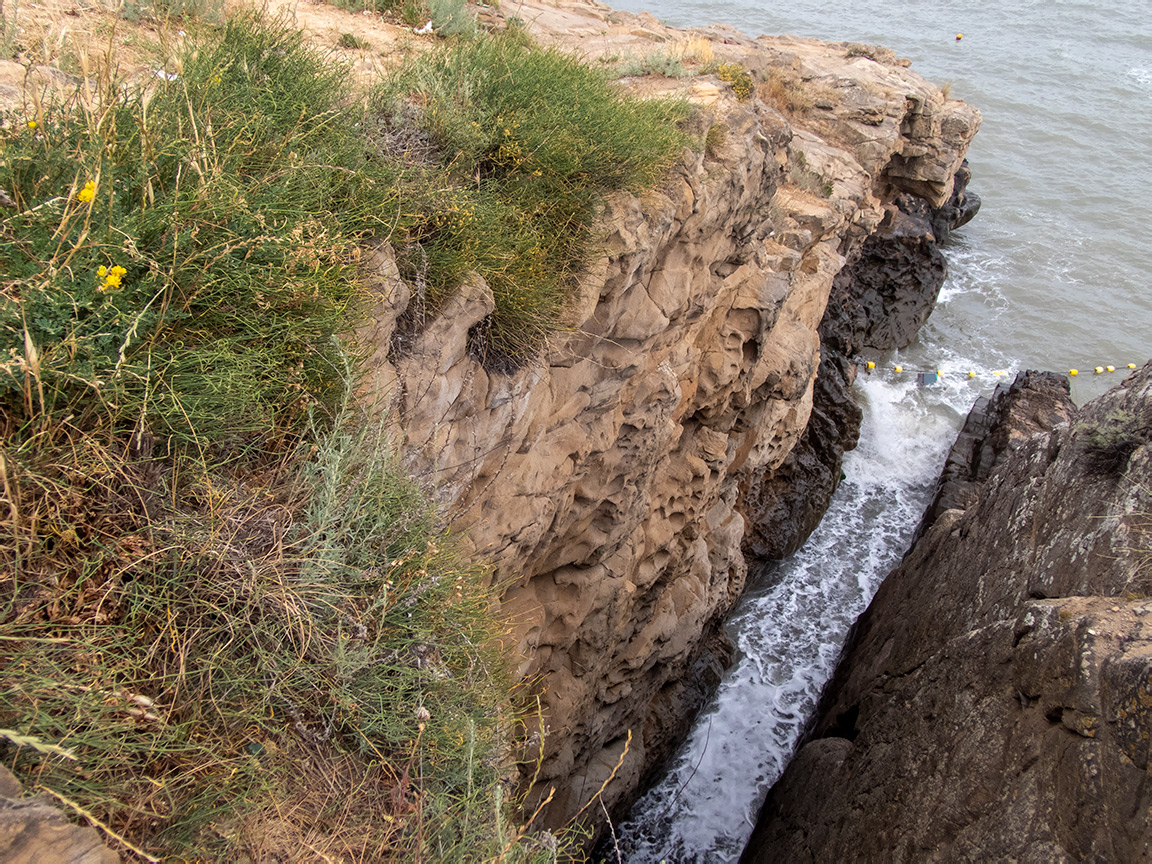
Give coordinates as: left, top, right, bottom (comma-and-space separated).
758, 63, 838, 115
331, 0, 473, 33
428, 0, 477, 38
844, 43, 875, 60
787, 149, 835, 198
0, 12, 689, 859
667, 34, 714, 67
705, 122, 728, 158
715, 61, 753, 101
613, 36, 716, 79
337, 30, 372, 49
614, 47, 689, 78
119, 0, 225, 24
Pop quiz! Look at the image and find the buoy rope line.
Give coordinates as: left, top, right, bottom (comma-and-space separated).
853, 357, 1139, 383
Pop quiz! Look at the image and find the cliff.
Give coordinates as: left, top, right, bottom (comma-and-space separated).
364, 0, 982, 828
744, 365, 1152, 861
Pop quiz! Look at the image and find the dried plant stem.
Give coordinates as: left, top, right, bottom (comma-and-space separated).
565, 728, 632, 828
38, 786, 162, 864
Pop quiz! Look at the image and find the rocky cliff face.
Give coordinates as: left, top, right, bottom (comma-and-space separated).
363, 0, 981, 828
744, 365, 1152, 862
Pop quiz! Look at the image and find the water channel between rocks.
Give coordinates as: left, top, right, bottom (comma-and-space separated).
607, 0, 1152, 857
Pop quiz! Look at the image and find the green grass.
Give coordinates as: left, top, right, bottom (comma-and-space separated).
379, 33, 689, 362
0, 13, 690, 858
1, 16, 402, 443
0, 378, 555, 859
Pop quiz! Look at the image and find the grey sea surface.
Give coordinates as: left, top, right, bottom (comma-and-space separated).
607, 0, 1152, 860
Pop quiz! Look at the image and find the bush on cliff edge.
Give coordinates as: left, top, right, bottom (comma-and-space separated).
379, 32, 690, 363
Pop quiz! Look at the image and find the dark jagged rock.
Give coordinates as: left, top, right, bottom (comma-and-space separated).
743, 168, 975, 561
743, 348, 862, 560
742, 364, 1152, 863
931, 158, 981, 243
821, 194, 947, 357
914, 369, 1075, 538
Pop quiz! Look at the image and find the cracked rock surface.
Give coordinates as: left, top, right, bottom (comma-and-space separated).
745, 364, 1152, 863
0, 766, 119, 864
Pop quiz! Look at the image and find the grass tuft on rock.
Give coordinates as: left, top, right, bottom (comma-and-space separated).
1079, 407, 1152, 479
379, 32, 690, 363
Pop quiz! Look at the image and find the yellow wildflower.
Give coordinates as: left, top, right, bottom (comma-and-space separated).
27, 120, 37, 130
77, 180, 96, 203
98, 264, 127, 293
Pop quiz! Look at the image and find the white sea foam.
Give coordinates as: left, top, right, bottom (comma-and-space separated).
615, 354, 994, 862
1129, 67, 1152, 88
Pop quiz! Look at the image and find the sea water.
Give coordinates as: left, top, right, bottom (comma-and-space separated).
609, 0, 1152, 859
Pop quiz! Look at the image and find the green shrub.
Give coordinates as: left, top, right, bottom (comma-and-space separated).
337, 31, 372, 49
0, 16, 599, 861
0, 376, 552, 859
615, 48, 689, 79
429, 0, 477, 37
379, 33, 690, 361
0, 18, 692, 853
0, 15, 402, 444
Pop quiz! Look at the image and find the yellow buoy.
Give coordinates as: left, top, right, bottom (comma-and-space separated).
1095, 366, 1104, 374
1069, 369, 1078, 376
993, 370, 1005, 377
866, 361, 875, 369
1107, 365, 1115, 372
894, 365, 903, 373
956, 33, 963, 40
967, 370, 976, 378
1129, 363, 1138, 369
937, 369, 943, 376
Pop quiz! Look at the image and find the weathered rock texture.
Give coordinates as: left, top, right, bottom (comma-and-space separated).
744, 134, 980, 561
362, 0, 980, 829
0, 765, 119, 864
915, 369, 1076, 537
744, 365, 1152, 862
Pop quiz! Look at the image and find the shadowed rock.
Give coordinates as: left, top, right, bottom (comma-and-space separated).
0, 766, 119, 864
743, 364, 1152, 863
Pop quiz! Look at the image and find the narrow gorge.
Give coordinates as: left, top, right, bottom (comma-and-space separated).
28, 1, 1152, 860
364, 0, 981, 836
744, 364, 1152, 862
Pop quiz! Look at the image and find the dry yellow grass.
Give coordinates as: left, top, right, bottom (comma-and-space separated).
665, 34, 713, 67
